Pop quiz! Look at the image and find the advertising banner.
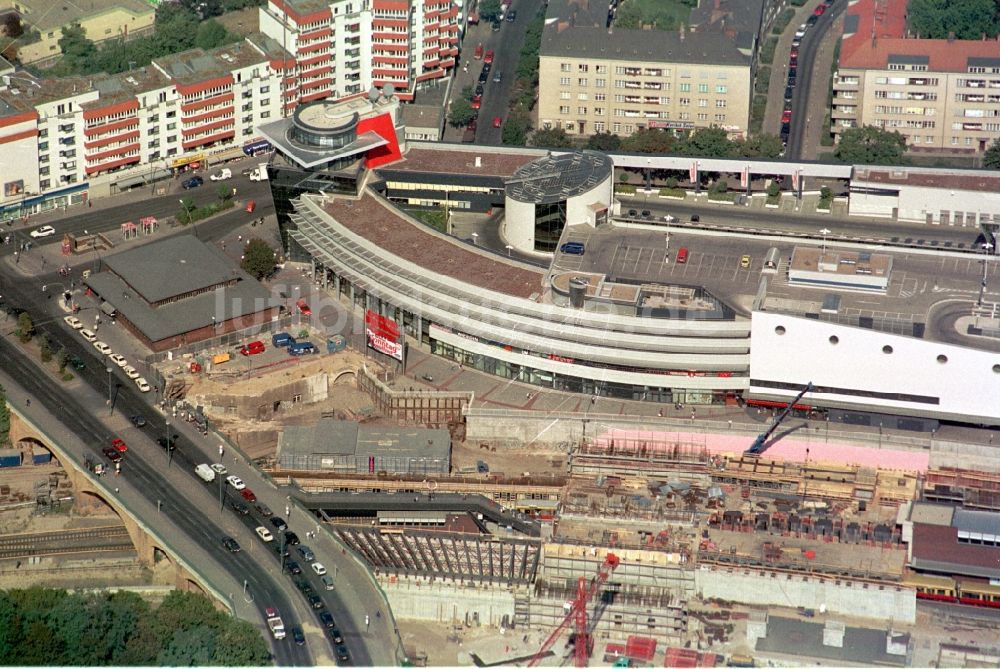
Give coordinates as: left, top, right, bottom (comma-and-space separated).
689, 161, 697, 184
365, 310, 402, 361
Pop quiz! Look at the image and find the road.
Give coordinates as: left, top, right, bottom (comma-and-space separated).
785, 1, 845, 160
0, 212, 382, 665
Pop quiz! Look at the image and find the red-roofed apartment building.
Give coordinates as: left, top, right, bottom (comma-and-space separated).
832, 0, 1000, 154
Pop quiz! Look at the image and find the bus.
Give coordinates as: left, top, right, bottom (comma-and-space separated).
763, 247, 781, 273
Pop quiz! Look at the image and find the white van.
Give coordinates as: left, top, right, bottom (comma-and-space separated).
195, 463, 216, 482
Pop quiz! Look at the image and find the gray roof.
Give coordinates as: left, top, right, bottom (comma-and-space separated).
257, 116, 388, 170
279, 419, 451, 459
505, 151, 612, 204
101, 235, 245, 304
401, 104, 444, 130
545, 0, 608, 28
756, 617, 907, 666
84, 236, 276, 343
953, 508, 1000, 536
540, 24, 750, 66
689, 0, 766, 51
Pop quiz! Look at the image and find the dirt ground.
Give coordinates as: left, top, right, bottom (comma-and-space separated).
449, 440, 566, 477
398, 619, 548, 667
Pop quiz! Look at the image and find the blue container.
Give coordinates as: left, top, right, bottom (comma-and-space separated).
0, 449, 22, 468
33, 452, 52, 465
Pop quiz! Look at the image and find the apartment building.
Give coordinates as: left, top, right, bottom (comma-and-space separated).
0, 40, 283, 219
257, 0, 458, 105
832, 0, 1000, 154
538, 0, 751, 139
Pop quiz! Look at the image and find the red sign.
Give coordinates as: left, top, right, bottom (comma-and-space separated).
689, 161, 697, 184
365, 310, 403, 361
740, 166, 749, 189
548, 354, 574, 364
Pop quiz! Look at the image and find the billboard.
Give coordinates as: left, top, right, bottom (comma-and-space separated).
365, 309, 402, 361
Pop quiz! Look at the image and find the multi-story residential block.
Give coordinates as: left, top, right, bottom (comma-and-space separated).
257, 0, 458, 105
538, 0, 752, 139
832, 0, 1000, 154
0, 40, 283, 219
2, 0, 155, 65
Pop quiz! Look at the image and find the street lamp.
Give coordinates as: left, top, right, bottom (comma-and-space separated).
106, 365, 114, 415
471, 232, 479, 246
164, 419, 172, 468
505, 244, 512, 257
819, 228, 831, 256
977, 242, 993, 307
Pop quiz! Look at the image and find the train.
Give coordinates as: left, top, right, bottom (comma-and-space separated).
903, 572, 1000, 608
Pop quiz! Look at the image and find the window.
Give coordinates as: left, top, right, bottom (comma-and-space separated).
578, 93, 588, 100
697, 113, 708, 120
559, 106, 570, 114
596, 65, 606, 74
577, 106, 587, 114
561, 63, 571, 72
698, 83, 708, 93
698, 99, 708, 107
716, 99, 726, 108
594, 107, 605, 116
39, 141, 49, 151
595, 93, 606, 101
612, 123, 621, 132
595, 79, 606, 87
595, 121, 605, 132
166, 122, 176, 130
559, 77, 570, 86
261, 110, 271, 118
260, 85, 270, 94
679, 83, 691, 92
578, 64, 588, 72
560, 91, 571, 99
715, 85, 727, 93
679, 98, 690, 106
166, 110, 176, 118
679, 112, 690, 120
578, 78, 588, 86
714, 114, 726, 121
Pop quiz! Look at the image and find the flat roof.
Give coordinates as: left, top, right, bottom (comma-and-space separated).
101, 235, 246, 304
153, 42, 266, 85
790, 247, 892, 278
323, 193, 544, 299
400, 103, 444, 129
908, 501, 954, 526
756, 616, 907, 666
854, 166, 1000, 193
505, 151, 613, 204
910, 522, 1000, 579
279, 419, 451, 459
13, 0, 153, 31
382, 145, 540, 178
540, 24, 750, 67
259, 116, 388, 169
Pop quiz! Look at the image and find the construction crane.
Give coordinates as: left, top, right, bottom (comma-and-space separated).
528, 553, 621, 668
745, 382, 814, 456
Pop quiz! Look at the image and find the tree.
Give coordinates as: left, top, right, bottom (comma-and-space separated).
16, 312, 33, 343
39, 335, 53, 363
178, 197, 195, 224
216, 183, 232, 204
907, 0, 998, 39
677, 126, 735, 157
501, 109, 532, 146
586, 132, 621, 151
240, 237, 277, 280
833, 125, 907, 165
0, 384, 11, 447
448, 98, 477, 128
736, 133, 784, 159
195, 19, 229, 50
212, 620, 271, 665
983, 138, 1000, 170
620, 128, 675, 154
58, 24, 96, 71
614, 2, 643, 29
3, 13, 24, 39
156, 626, 216, 666
478, 0, 502, 23
530, 127, 573, 149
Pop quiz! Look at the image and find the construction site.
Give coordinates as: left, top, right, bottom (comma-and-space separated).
126, 342, 1000, 667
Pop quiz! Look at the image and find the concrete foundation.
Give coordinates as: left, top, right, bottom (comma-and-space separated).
695, 566, 915, 624
381, 576, 519, 627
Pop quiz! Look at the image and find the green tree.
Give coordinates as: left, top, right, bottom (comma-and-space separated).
983, 138, 1000, 169
213, 619, 271, 665
3, 14, 24, 39
448, 98, 477, 128
530, 127, 573, 149
240, 237, 277, 280
907, 0, 998, 39
677, 126, 735, 157
178, 197, 195, 224
620, 128, 675, 154
39, 335, 53, 363
833, 125, 907, 165
57, 23, 96, 71
15, 621, 63, 665
195, 19, 229, 50
767, 180, 781, 197
16, 312, 34, 343
153, 3, 200, 53
216, 183, 232, 204
501, 109, 532, 146
736, 133, 784, 158
0, 591, 24, 663
157, 626, 216, 666
614, 2, 643, 29
0, 384, 10, 447
478, 0, 502, 23
586, 132, 622, 151
460, 84, 473, 100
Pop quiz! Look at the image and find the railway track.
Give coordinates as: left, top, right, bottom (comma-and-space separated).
0, 525, 134, 559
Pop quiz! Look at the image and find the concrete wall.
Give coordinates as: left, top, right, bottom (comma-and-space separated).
195, 371, 329, 421
381, 576, 518, 627
695, 567, 916, 624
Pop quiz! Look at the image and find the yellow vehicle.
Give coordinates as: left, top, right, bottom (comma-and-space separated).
740, 254, 751, 269
211, 352, 231, 365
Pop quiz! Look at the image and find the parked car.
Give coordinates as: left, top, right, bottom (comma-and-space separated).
296, 299, 312, 316
471, 94, 482, 109
93, 341, 112, 355
135, 378, 151, 393
109, 353, 128, 367
210, 168, 232, 181
493, 116, 502, 129
297, 545, 315, 561
784, 86, 794, 101
240, 341, 265, 355
30, 225, 56, 238
230, 501, 251, 515
255, 502, 273, 517
111, 438, 128, 453
307, 594, 325, 610
492, 70, 502, 83
319, 611, 336, 628
321, 575, 335, 590
291, 626, 306, 646
806, 13, 818, 25
814, 3, 826, 14
64, 315, 83, 329
484, 49, 494, 64
130, 415, 146, 428
336, 645, 350, 663
240, 488, 257, 503
559, 241, 585, 256
210, 463, 228, 476
506, 9, 516, 21
740, 254, 751, 269
123, 365, 140, 380
311, 562, 327, 575
80, 329, 97, 342
284, 531, 300, 546
255, 526, 274, 542
285, 560, 302, 575
329, 628, 344, 644
102, 446, 122, 463
269, 516, 288, 531
226, 475, 246, 490
781, 109, 792, 124
182, 175, 204, 189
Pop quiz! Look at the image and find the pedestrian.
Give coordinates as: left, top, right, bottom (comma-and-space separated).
25, 398, 30, 406
238, 235, 242, 242
657, 408, 663, 417
114, 487, 119, 494
88, 200, 92, 208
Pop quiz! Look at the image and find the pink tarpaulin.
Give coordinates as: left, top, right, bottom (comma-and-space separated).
591, 428, 930, 473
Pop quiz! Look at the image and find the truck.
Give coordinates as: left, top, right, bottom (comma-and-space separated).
194, 463, 216, 483
272, 332, 296, 348
265, 607, 286, 640
288, 341, 318, 356
249, 163, 269, 182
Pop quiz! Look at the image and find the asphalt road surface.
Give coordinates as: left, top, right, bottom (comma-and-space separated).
785, 1, 845, 160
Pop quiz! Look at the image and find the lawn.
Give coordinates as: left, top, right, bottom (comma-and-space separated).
616, 0, 695, 30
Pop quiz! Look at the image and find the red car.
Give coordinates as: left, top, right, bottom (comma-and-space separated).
813, 4, 826, 15
493, 116, 502, 129
111, 438, 128, 453
781, 109, 792, 124
474, 43, 483, 60
240, 341, 266, 356
296, 299, 312, 316
484, 49, 494, 64
471, 94, 482, 109
241, 488, 257, 503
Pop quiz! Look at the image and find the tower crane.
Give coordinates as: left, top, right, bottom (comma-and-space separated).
529, 553, 621, 668
745, 382, 814, 456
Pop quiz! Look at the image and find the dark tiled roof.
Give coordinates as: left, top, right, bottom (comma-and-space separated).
855, 168, 1000, 192
385, 146, 539, 177
540, 24, 750, 66
756, 616, 907, 666
910, 523, 1000, 579
323, 194, 544, 299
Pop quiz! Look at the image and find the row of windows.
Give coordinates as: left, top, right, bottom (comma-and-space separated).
555, 77, 728, 94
